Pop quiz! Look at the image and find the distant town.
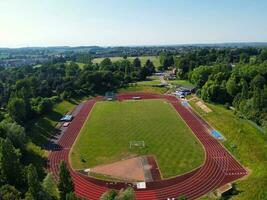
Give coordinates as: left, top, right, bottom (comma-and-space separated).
1, 42, 267, 68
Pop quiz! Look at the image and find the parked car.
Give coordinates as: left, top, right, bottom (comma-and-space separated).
63, 122, 70, 127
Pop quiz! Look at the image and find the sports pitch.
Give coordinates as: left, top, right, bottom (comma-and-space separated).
70, 99, 204, 178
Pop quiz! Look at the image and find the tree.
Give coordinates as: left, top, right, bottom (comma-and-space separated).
7, 97, 27, 124
0, 138, 22, 186
100, 58, 113, 71
258, 49, 267, 62
177, 195, 187, 200
226, 75, 240, 97
160, 53, 174, 70
101, 188, 134, 200
15, 78, 33, 99
0, 82, 4, 107
115, 187, 135, 200
100, 189, 118, 200
140, 59, 155, 80
37, 98, 53, 115
66, 62, 80, 77
0, 184, 21, 200
201, 80, 229, 103
132, 58, 141, 69
26, 164, 44, 200
0, 121, 26, 149
58, 161, 74, 200
144, 60, 155, 73
66, 192, 82, 200
252, 88, 264, 111
174, 57, 190, 79
239, 53, 249, 63
42, 173, 59, 200
240, 79, 249, 99
251, 74, 266, 89
189, 66, 213, 88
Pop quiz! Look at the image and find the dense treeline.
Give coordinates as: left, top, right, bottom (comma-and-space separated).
169, 48, 267, 129
0, 57, 154, 123
0, 57, 154, 199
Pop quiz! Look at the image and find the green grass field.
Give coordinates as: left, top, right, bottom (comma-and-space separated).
70, 99, 204, 178
167, 80, 194, 87
189, 98, 267, 200
92, 56, 161, 68
118, 85, 168, 94
135, 76, 162, 86
118, 76, 168, 94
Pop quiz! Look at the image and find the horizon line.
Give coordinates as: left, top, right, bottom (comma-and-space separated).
1, 41, 267, 49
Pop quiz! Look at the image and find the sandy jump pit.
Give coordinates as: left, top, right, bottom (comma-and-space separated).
89, 156, 161, 182
196, 101, 212, 113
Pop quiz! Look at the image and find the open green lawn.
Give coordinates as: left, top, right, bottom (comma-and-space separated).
66, 61, 86, 69
136, 77, 161, 86
92, 56, 161, 68
189, 98, 267, 200
167, 80, 194, 87
118, 76, 168, 94
118, 85, 167, 94
70, 99, 204, 178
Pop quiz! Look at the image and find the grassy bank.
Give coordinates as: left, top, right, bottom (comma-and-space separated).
189, 98, 267, 200
24, 99, 81, 176
26, 100, 79, 146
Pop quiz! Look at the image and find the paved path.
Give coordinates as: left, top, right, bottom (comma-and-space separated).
48, 93, 247, 200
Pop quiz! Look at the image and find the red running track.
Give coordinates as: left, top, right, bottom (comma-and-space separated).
48, 93, 247, 200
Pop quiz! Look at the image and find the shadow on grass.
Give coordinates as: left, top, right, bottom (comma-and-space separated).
220, 184, 243, 200
43, 140, 63, 151
26, 110, 64, 146
46, 110, 65, 122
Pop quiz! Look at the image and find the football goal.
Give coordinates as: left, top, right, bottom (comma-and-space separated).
129, 141, 145, 148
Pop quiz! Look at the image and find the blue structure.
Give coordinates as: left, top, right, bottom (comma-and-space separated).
181, 101, 189, 107
211, 130, 223, 140
60, 115, 73, 122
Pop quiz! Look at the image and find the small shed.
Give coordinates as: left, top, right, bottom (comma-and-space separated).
105, 91, 116, 101
136, 182, 146, 189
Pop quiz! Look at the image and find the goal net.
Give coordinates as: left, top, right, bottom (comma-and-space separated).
129, 141, 145, 149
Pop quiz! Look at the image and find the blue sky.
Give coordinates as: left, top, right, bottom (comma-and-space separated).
0, 0, 267, 47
